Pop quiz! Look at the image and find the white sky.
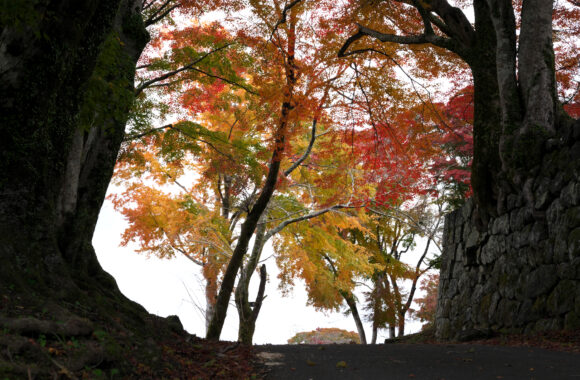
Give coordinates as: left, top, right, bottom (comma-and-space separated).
93, 188, 429, 344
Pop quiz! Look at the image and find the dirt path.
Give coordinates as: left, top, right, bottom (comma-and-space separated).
256, 343, 580, 379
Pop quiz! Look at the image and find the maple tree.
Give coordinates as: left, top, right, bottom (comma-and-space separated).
412, 272, 440, 330
363, 199, 443, 339
429, 86, 474, 207
275, 208, 375, 343
116, 0, 381, 343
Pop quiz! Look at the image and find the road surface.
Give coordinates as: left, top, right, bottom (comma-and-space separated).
256, 343, 580, 379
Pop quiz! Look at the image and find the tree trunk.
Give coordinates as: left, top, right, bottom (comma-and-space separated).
206, 13, 298, 341
397, 314, 405, 337
0, 0, 147, 297
462, 0, 504, 223
203, 263, 219, 334
469, 0, 561, 217
235, 223, 268, 344
371, 325, 378, 344
205, 282, 216, 334
341, 291, 367, 344
0, 2, 190, 377
388, 325, 396, 339
236, 264, 267, 344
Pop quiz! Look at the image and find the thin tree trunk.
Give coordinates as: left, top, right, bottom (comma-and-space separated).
371, 325, 378, 344
341, 291, 367, 344
206, 13, 298, 341
203, 262, 219, 334
235, 223, 268, 344
236, 265, 267, 344
397, 314, 405, 337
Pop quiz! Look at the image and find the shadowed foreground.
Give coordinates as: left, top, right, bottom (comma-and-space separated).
257, 343, 580, 380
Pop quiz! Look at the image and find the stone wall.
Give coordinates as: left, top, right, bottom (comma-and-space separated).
435, 120, 580, 340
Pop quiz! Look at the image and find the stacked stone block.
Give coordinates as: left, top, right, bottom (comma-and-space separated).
435, 120, 580, 340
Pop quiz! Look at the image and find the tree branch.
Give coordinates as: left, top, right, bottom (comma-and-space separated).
264, 204, 354, 241
145, 1, 179, 27
269, 0, 304, 41
188, 66, 258, 95
283, 118, 317, 176
123, 124, 172, 141
134, 43, 233, 96
251, 264, 267, 322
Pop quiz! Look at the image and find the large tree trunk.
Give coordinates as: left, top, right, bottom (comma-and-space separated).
465, 0, 562, 222
464, 0, 504, 224
0, 1, 194, 377
1, 0, 147, 296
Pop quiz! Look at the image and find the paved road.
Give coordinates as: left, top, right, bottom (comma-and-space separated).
256, 344, 580, 379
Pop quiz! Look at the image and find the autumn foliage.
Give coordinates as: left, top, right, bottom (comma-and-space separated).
412, 273, 440, 330
288, 328, 360, 345
112, 0, 579, 343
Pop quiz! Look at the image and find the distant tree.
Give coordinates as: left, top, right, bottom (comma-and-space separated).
411, 272, 440, 330
288, 328, 360, 344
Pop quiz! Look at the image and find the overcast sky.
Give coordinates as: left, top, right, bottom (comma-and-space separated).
93, 190, 428, 344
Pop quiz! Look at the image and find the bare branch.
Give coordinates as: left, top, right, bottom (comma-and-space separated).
412, 0, 435, 36
338, 22, 458, 59
428, 0, 475, 46
142, 0, 156, 11
367, 206, 443, 253
136, 63, 152, 70
172, 245, 204, 266
427, 13, 454, 37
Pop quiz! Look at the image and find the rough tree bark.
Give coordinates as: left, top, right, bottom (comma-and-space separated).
1, 0, 148, 302
0, 1, 192, 377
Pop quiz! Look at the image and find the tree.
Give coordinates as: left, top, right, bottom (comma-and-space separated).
288, 327, 360, 344
358, 197, 444, 340
117, 0, 367, 343
339, 0, 580, 225
412, 272, 440, 330
430, 86, 474, 207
